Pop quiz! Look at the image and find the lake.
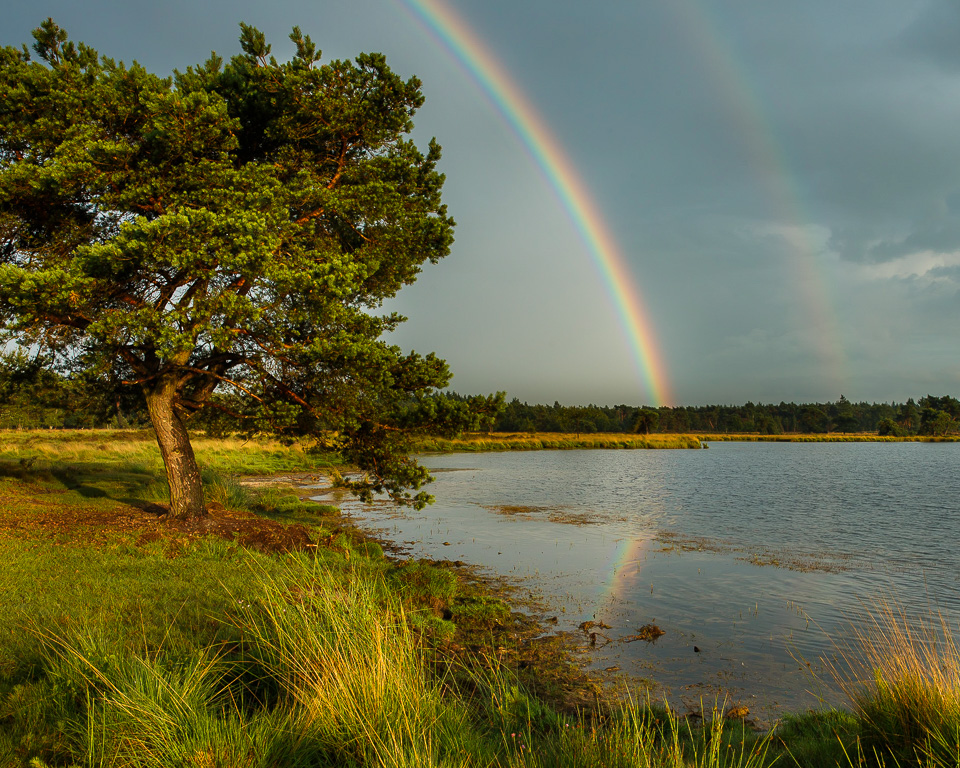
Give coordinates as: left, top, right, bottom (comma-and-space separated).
317, 442, 960, 722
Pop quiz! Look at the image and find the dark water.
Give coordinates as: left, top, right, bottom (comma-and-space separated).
322, 442, 960, 721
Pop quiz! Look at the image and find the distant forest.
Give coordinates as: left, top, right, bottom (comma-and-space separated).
483, 394, 959, 437
0, 353, 955, 436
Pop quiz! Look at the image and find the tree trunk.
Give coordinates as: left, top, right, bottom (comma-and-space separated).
144, 378, 206, 520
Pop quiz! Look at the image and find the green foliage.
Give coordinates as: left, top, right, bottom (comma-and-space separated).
633, 407, 660, 435
877, 419, 905, 437
918, 408, 955, 437
493, 395, 960, 436
0, 19, 476, 513
0, 351, 149, 428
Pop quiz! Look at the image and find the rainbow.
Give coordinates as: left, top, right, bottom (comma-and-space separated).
395, 0, 673, 407
603, 535, 654, 609
670, 0, 848, 390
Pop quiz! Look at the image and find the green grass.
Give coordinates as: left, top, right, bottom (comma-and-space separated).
3, 559, 784, 767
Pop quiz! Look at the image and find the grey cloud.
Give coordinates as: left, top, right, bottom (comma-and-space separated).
898, 0, 960, 71
868, 196, 960, 261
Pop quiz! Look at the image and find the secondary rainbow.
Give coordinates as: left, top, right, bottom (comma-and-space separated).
396, 0, 672, 407
671, 0, 848, 390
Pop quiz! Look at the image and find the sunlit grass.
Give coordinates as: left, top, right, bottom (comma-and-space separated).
826, 599, 960, 767
697, 433, 960, 443
0, 428, 339, 478
11, 554, 782, 767
7, 429, 960, 765
415, 432, 703, 452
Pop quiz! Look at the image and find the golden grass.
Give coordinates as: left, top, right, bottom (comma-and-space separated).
826, 598, 960, 765
697, 433, 960, 443
414, 432, 702, 452
0, 429, 330, 476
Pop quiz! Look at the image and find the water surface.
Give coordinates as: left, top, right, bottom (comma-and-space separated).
320, 442, 960, 720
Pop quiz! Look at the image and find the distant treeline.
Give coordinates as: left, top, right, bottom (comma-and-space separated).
0, 353, 147, 430
485, 394, 959, 437
1, 351, 955, 437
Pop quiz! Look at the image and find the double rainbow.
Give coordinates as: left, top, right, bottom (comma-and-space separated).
396, 0, 673, 407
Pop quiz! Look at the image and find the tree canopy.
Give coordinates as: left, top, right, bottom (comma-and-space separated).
0, 20, 495, 518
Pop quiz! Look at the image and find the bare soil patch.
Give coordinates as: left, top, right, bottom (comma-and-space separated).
0, 485, 315, 555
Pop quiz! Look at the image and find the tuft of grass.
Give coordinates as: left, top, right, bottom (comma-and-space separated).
827, 598, 960, 766
232, 561, 485, 766
201, 469, 253, 510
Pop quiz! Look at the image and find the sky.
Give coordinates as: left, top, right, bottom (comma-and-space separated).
5, 0, 960, 407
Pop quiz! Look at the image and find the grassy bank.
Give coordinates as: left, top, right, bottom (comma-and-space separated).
414, 432, 703, 452
697, 433, 960, 443
0, 430, 958, 766
413, 431, 960, 453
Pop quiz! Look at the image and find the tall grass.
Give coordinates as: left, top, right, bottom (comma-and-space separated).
828, 599, 960, 766
233, 561, 483, 767
35, 629, 298, 768
17, 557, 780, 767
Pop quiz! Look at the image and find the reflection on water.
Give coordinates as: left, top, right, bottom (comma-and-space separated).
315, 442, 960, 721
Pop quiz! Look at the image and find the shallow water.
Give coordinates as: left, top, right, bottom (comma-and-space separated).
316, 442, 960, 720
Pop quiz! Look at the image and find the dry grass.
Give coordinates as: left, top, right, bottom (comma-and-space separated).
0, 428, 331, 476
697, 433, 960, 443
415, 432, 702, 452
827, 598, 960, 766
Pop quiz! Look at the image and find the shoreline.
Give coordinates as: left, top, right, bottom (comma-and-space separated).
283, 471, 835, 728
413, 430, 960, 453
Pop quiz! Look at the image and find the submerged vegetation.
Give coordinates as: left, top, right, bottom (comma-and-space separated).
0, 430, 957, 765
